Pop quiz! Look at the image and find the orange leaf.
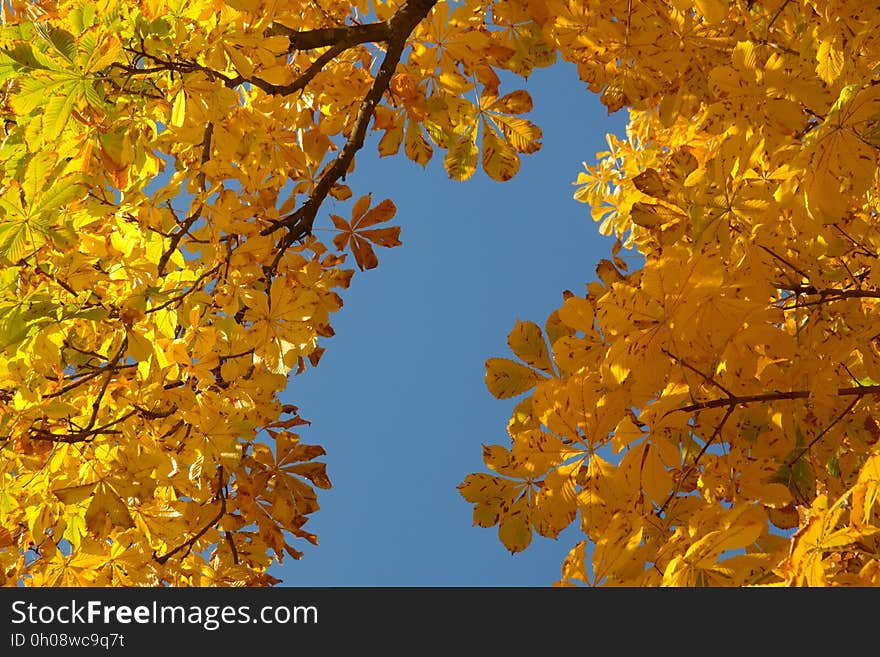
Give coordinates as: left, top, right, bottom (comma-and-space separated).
359, 226, 402, 248
331, 197, 401, 269
351, 236, 378, 270
351, 194, 372, 222
354, 198, 396, 229
330, 214, 351, 251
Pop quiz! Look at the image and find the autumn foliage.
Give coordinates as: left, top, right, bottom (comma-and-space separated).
0, 0, 878, 587
460, 0, 880, 585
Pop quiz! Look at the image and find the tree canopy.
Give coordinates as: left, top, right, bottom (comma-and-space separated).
1, 0, 879, 586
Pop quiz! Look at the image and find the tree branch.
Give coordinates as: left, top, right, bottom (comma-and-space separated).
267, 21, 392, 51
658, 405, 735, 515
778, 287, 880, 310
668, 384, 880, 415
260, 0, 438, 262
157, 123, 213, 276
786, 397, 859, 468
662, 348, 734, 398
154, 467, 227, 565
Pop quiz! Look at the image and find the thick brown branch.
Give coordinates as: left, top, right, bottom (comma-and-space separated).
267, 21, 391, 50
245, 41, 348, 96
225, 530, 240, 565
123, 23, 383, 98
261, 0, 437, 258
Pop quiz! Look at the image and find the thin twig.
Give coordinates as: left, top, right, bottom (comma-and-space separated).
768, 0, 793, 28
157, 123, 213, 275
786, 397, 859, 467
759, 244, 810, 281
658, 405, 735, 515
154, 468, 227, 565
668, 384, 880, 415
662, 349, 734, 397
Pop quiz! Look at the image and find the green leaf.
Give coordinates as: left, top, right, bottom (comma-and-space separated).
1, 43, 42, 72
69, 4, 97, 34
10, 75, 71, 116
22, 151, 56, 207
0, 50, 23, 83
0, 305, 28, 351
35, 24, 76, 64
42, 82, 82, 142
34, 180, 84, 217
0, 222, 38, 262
83, 80, 105, 109
0, 189, 25, 220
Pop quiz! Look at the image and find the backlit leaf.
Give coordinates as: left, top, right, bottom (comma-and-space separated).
485, 357, 544, 399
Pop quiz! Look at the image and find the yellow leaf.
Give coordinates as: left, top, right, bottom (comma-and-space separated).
819, 526, 870, 550
170, 88, 186, 127
53, 482, 97, 504
490, 114, 542, 154
481, 123, 519, 181
507, 320, 553, 374
85, 483, 133, 535
224, 44, 254, 78
258, 64, 294, 86
355, 198, 396, 229
484, 357, 544, 399
404, 119, 432, 167
632, 168, 667, 198
490, 89, 533, 114
592, 513, 644, 583
459, 472, 522, 531
694, 0, 727, 24
731, 40, 757, 75
852, 453, 880, 527
641, 443, 673, 504
534, 464, 578, 538
559, 541, 588, 585
612, 415, 643, 453
685, 506, 766, 568
816, 38, 844, 86
378, 115, 405, 157
498, 494, 532, 553
444, 127, 479, 181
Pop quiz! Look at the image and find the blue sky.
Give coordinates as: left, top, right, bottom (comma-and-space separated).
270, 60, 629, 586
